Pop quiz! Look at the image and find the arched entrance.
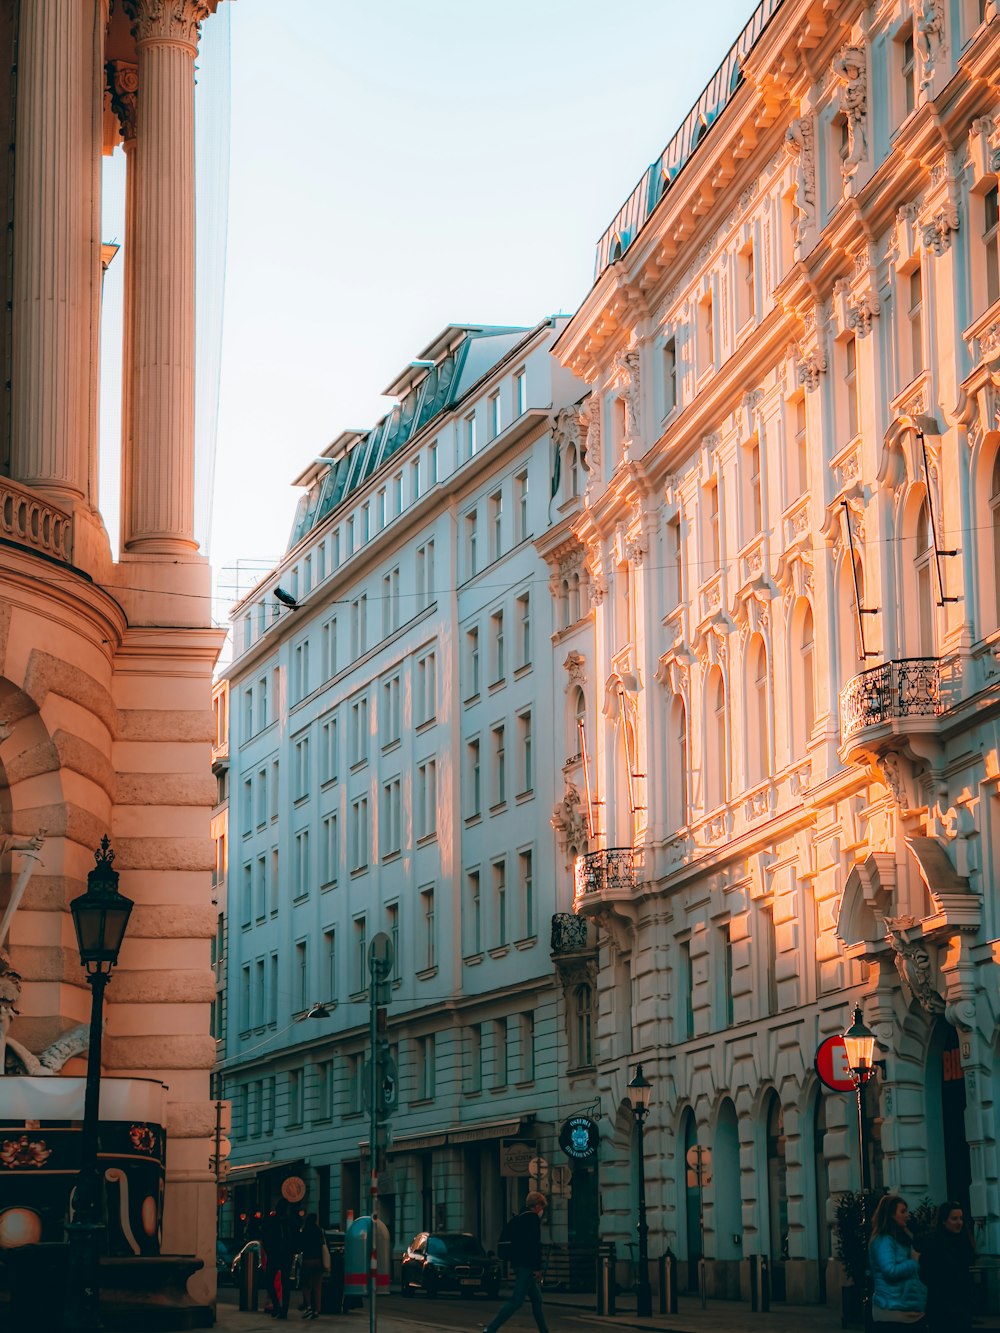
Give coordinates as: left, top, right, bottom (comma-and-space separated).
764, 1092, 787, 1301
925, 1019, 971, 1215
680, 1110, 702, 1290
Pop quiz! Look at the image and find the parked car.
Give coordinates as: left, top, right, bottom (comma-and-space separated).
400, 1231, 501, 1299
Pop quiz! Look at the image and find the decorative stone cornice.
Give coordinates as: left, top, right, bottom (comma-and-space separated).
122, 0, 215, 50
106, 60, 138, 142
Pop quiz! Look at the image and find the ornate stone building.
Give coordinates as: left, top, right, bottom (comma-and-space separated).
0, 0, 228, 1311
551, 0, 1000, 1307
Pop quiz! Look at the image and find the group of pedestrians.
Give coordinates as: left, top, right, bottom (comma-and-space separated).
259, 1201, 330, 1321
869, 1195, 977, 1332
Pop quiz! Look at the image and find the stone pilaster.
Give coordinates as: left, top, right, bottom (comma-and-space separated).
121, 1, 214, 554
10, 0, 102, 504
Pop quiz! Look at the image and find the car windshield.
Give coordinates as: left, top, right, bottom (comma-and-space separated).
429, 1234, 485, 1259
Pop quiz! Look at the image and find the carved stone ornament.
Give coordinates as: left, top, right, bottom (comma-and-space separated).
884, 918, 947, 1014
106, 60, 139, 142
921, 203, 960, 255
584, 395, 602, 479
564, 650, 587, 684
553, 405, 584, 454
624, 531, 648, 568
831, 46, 868, 178
915, 0, 946, 90
970, 115, 1000, 177
785, 115, 816, 245
550, 781, 589, 849
613, 347, 642, 447
589, 574, 607, 607
122, 0, 215, 50
797, 338, 827, 392
849, 291, 881, 338
880, 751, 909, 809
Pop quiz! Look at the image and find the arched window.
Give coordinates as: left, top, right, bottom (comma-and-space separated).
746, 635, 769, 787
668, 694, 688, 830
560, 577, 571, 631
572, 686, 586, 762
573, 984, 593, 1068
991, 451, 1000, 629
914, 498, 935, 656
838, 555, 864, 684
705, 666, 727, 810
569, 572, 582, 625
790, 600, 816, 757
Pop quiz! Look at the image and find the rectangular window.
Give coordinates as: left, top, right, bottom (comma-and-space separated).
493, 1017, 508, 1087
377, 488, 387, 531
985, 185, 999, 306
287, 1068, 303, 1126
420, 886, 436, 971
331, 528, 341, 567
360, 502, 370, 544
663, 338, 677, 414
761, 905, 778, 1016
353, 916, 367, 994
411, 456, 422, 501
315, 1059, 334, 1120
489, 490, 503, 562
845, 335, 859, 438
320, 714, 338, 785
901, 30, 915, 117
416, 650, 437, 726
241, 777, 252, 839
678, 938, 693, 1040
269, 848, 279, 916
350, 796, 369, 873
382, 567, 400, 637
256, 767, 267, 827
465, 412, 477, 458
514, 368, 527, 416
265, 1074, 276, 1133
429, 440, 438, 483
493, 858, 508, 948
240, 863, 252, 928
465, 1024, 483, 1093
909, 266, 923, 378
466, 737, 481, 819
748, 441, 762, 536
466, 511, 478, 577
492, 724, 506, 807
350, 595, 367, 659
257, 675, 268, 731
793, 397, 808, 497
240, 963, 251, 1032
346, 1052, 363, 1114
321, 813, 338, 888
380, 674, 401, 748
464, 626, 480, 701
268, 951, 278, 1025
255, 855, 266, 921
518, 847, 534, 940
490, 609, 505, 684
516, 592, 531, 669
387, 903, 400, 983
698, 289, 714, 373
416, 1034, 436, 1100
519, 1012, 535, 1083
416, 539, 435, 611
517, 709, 533, 794
294, 938, 309, 1013
740, 244, 755, 326
515, 470, 529, 542
294, 734, 310, 802
666, 516, 683, 609
317, 537, 328, 583
293, 829, 309, 899
488, 390, 501, 439
293, 640, 310, 703
707, 481, 720, 571
465, 868, 482, 956
349, 696, 368, 767
380, 778, 401, 858
720, 923, 735, 1027
242, 686, 253, 741
323, 927, 337, 1001
416, 759, 437, 840
254, 957, 265, 1027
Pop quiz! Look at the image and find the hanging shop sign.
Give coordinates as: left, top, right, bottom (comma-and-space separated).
814, 1034, 873, 1092
558, 1115, 599, 1162
500, 1140, 536, 1178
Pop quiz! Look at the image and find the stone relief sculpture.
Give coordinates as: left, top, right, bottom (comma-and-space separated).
584, 395, 601, 482
832, 46, 868, 178
613, 347, 641, 449
915, 0, 945, 89
884, 917, 947, 1014
0, 830, 46, 1075
550, 781, 589, 850
785, 116, 815, 245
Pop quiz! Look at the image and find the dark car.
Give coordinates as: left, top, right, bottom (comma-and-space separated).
400, 1231, 501, 1299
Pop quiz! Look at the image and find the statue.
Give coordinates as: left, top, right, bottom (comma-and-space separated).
884, 918, 946, 1014
0, 829, 46, 1074
832, 46, 868, 178
915, 0, 944, 89
785, 116, 815, 246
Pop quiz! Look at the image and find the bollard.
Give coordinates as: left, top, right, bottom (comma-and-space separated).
595, 1252, 616, 1316
657, 1248, 678, 1315
238, 1248, 259, 1313
760, 1254, 770, 1313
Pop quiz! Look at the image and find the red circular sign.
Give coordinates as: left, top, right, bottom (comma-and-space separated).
814, 1034, 873, 1092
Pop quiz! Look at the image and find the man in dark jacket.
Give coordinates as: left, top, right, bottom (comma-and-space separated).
483, 1192, 549, 1333
261, 1199, 295, 1319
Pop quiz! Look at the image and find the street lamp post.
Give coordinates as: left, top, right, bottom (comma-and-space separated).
64, 837, 134, 1333
626, 1064, 653, 1319
843, 1005, 877, 1332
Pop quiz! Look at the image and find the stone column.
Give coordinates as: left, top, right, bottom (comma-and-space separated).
10, 0, 102, 503
107, 60, 139, 541
121, 1, 214, 554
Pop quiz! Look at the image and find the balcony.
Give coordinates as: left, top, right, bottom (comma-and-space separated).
550, 912, 591, 955
839, 657, 944, 763
574, 847, 636, 903
550, 912, 597, 992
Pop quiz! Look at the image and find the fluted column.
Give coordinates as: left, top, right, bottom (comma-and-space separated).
108, 60, 140, 545
122, 1, 214, 554
10, 0, 102, 502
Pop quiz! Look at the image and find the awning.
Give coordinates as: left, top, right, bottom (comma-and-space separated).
448, 1116, 530, 1145
226, 1158, 304, 1183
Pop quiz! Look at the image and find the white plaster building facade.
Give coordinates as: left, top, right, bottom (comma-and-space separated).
550, 0, 1000, 1308
218, 322, 600, 1256
0, 0, 229, 1314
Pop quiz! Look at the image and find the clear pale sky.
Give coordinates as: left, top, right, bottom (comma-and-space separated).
210, 0, 759, 603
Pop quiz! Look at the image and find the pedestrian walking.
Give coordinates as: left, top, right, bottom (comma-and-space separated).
482, 1192, 549, 1333
869, 1194, 927, 1328
298, 1212, 326, 1320
261, 1199, 296, 1320
919, 1200, 976, 1333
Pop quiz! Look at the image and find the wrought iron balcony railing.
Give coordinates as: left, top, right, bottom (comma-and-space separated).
574, 847, 636, 901
550, 912, 591, 955
840, 657, 942, 742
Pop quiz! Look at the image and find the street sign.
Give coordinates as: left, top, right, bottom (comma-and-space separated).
686, 1145, 712, 1188
369, 932, 393, 981
815, 1034, 874, 1092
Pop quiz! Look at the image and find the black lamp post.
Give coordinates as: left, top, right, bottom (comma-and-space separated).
843, 1005, 877, 1331
626, 1064, 653, 1318
65, 836, 133, 1333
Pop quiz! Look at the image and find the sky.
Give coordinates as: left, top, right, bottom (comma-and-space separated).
209, 0, 760, 612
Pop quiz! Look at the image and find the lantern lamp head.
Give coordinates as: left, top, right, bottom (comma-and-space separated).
70, 836, 134, 976
843, 1004, 877, 1077
626, 1063, 652, 1118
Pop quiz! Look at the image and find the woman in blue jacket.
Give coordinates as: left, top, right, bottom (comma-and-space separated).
869, 1194, 927, 1327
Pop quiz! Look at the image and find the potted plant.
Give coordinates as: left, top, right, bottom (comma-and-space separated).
834, 1190, 880, 1329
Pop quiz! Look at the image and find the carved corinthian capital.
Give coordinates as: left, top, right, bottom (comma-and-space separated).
107, 60, 139, 142
123, 0, 216, 50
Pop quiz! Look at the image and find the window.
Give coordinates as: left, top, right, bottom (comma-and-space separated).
792, 599, 816, 755
387, 903, 400, 983
416, 539, 435, 611
574, 985, 593, 1067
323, 926, 337, 1001
416, 759, 437, 840
393, 472, 403, 515
516, 592, 531, 669
915, 500, 935, 656
349, 795, 369, 873
466, 738, 481, 819
254, 854, 266, 920
416, 1034, 436, 1100
668, 695, 688, 831
293, 734, 310, 802
361, 502, 370, 544
429, 440, 438, 483
292, 640, 310, 703
269, 848, 279, 916
465, 511, 479, 577
303, 554, 312, 595
321, 616, 338, 680
720, 924, 735, 1027
490, 609, 505, 684
465, 869, 482, 956
663, 338, 677, 414
411, 456, 422, 501
320, 714, 338, 785
747, 635, 769, 787
515, 470, 529, 542
747, 441, 762, 536
353, 916, 367, 994
514, 368, 527, 416
901, 30, 915, 117
240, 963, 251, 1031
350, 594, 367, 659
517, 709, 533, 794
287, 1068, 303, 1126
465, 412, 477, 458
349, 696, 368, 767
706, 481, 720, 571
677, 939, 693, 1040
792, 396, 807, 497
241, 778, 252, 839
739, 243, 755, 327
492, 859, 508, 948
381, 779, 401, 858
382, 567, 400, 637
415, 651, 436, 726
517, 1012, 535, 1083
985, 185, 999, 307
257, 675, 268, 731
315, 1059, 334, 1120
331, 527, 341, 567
491, 724, 506, 807
465, 1024, 483, 1093
420, 886, 436, 971
464, 626, 480, 700
908, 265, 923, 381
321, 813, 338, 887
761, 905, 778, 1016
489, 490, 503, 562
294, 938, 309, 1013
517, 847, 534, 940
488, 390, 501, 439
316, 537, 326, 583
293, 829, 309, 899
256, 768, 267, 827
844, 334, 859, 438
493, 1018, 508, 1087
698, 288, 714, 374
380, 674, 401, 749
666, 516, 683, 609
706, 666, 727, 809
377, 487, 387, 530
254, 958, 265, 1027
346, 1052, 363, 1114
242, 686, 253, 741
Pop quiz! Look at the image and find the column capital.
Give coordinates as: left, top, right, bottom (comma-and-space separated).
122, 0, 216, 52
106, 59, 138, 142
